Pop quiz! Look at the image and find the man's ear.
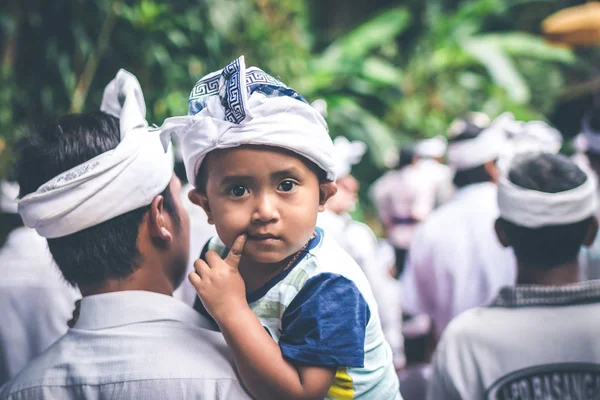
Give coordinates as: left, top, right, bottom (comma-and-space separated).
149, 194, 173, 243
484, 160, 500, 183
318, 181, 337, 212
189, 189, 214, 224
583, 216, 599, 247
494, 218, 510, 248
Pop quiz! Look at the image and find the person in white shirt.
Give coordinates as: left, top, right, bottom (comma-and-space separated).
318, 136, 405, 369
0, 70, 249, 399
573, 107, 600, 280
429, 152, 600, 400
371, 145, 437, 278
413, 136, 454, 208
0, 180, 79, 386
402, 115, 516, 340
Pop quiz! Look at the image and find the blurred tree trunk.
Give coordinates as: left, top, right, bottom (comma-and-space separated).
0, 1, 21, 175
69, 0, 121, 113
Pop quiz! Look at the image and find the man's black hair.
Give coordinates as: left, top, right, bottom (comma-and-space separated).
452, 163, 494, 188
0, 213, 22, 248
397, 145, 415, 170
449, 127, 495, 188
588, 106, 600, 132
585, 107, 600, 164
0, 170, 24, 247
16, 111, 178, 287
498, 153, 594, 269
174, 161, 188, 185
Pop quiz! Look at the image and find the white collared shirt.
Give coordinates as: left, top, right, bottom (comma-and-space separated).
0, 290, 250, 399
428, 281, 600, 400
402, 182, 516, 339
0, 227, 79, 385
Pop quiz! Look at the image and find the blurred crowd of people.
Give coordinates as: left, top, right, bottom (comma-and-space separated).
1, 61, 600, 399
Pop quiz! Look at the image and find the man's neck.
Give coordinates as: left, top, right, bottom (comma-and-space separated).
516, 259, 581, 286
79, 264, 175, 297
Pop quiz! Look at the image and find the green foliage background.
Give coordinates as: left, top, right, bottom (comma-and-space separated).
1, 0, 599, 207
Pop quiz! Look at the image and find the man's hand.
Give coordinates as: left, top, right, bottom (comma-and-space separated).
189, 234, 249, 322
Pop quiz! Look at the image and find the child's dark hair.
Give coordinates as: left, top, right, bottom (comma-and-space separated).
498, 153, 594, 269
16, 111, 179, 287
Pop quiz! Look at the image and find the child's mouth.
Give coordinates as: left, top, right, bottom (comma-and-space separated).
247, 233, 281, 244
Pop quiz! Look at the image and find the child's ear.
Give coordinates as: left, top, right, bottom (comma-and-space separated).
188, 189, 215, 224
318, 181, 337, 211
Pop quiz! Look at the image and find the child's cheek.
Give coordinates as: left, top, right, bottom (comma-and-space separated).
216, 209, 250, 247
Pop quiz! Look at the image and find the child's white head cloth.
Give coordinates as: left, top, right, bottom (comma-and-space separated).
332, 136, 366, 179
18, 69, 173, 238
498, 154, 597, 228
159, 56, 336, 187
0, 180, 19, 214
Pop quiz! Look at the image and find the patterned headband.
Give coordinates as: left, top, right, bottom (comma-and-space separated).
188, 57, 307, 123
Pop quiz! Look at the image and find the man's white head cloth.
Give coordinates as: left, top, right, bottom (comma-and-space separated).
498, 153, 597, 228
159, 56, 336, 187
447, 113, 509, 170
332, 136, 366, 179
495, 113, 563, 173
0, 180, 19, 214
18, 69, 173, 238
414, 136, 447, 159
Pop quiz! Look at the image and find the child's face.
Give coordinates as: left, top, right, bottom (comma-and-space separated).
190, 146, 336, 264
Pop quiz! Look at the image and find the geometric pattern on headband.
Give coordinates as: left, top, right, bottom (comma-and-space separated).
39, 160, 102, 193
188, 56, 307, 123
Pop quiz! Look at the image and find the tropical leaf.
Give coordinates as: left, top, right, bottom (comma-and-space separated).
361, 57, 404, 87
316, 8, 411, 68
327, 98, 400, 168
462, 37, 531, 103
474, 32, 575, 63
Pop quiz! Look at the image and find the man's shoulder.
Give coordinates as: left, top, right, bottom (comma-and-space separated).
440, 306, 495, 344
1, 319, 245, 398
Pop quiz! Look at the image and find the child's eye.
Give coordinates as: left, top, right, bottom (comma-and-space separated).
277, 180, 297, 192
227, 185, 249, 197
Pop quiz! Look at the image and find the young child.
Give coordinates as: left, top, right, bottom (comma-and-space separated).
161, 56, 401, 399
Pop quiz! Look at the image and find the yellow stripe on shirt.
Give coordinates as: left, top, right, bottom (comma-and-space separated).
326, 367, 355, 400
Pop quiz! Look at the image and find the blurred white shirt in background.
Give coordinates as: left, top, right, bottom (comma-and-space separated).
0, 227, 79, 385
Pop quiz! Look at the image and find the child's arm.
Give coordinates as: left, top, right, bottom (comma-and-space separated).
189, 235, 336, 400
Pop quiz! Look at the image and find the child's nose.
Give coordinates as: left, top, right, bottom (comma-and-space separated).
252, 193, 279, 223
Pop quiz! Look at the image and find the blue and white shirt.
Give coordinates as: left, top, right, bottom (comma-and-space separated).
194, 228, 401, 399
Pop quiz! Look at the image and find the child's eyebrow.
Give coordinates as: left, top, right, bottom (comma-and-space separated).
219, 175, 254, 186
271, 168, 303, 180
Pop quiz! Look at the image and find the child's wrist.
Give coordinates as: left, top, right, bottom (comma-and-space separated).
214, 303, 253, 329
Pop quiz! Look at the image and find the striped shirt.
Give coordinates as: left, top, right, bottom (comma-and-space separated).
195, 228, 401, 399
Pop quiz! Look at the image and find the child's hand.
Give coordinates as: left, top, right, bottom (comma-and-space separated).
189, 234, 248, 322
